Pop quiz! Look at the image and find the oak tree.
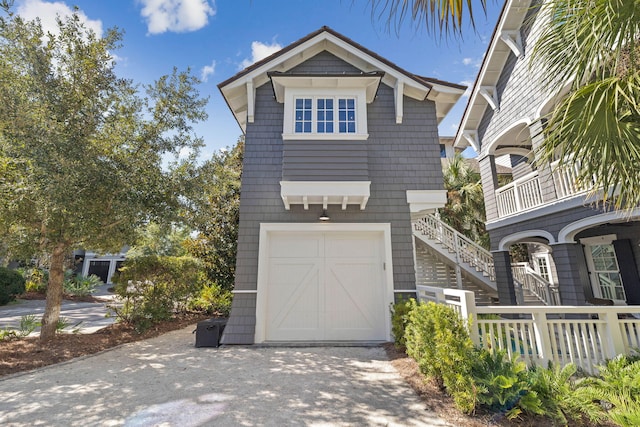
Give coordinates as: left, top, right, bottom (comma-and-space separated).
0, 7, 207, 340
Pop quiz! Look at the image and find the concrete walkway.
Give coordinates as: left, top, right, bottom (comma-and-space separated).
0, 325, 450, 427
0, 284, 116, 334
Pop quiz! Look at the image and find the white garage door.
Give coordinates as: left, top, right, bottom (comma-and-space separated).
263, 231, 387, 342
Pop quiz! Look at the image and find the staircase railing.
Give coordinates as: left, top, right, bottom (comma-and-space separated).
511, 263, 561, 306
414, 214, 495, 281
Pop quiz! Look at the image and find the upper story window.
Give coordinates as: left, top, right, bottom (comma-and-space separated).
295, 97, 357, 135
270, 73, 382, 141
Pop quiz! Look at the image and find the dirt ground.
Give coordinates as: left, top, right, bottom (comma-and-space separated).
382, 344, 556, 427
0, 312, 210, 378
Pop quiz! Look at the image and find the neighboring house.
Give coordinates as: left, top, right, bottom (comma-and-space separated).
217, 26, 465, 344
73, 249, 127, 284
439, 136, 457, 160
454, 0, 640, 306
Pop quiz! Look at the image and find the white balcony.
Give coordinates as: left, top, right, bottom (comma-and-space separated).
494, 161, 594, 218
495, 171, 544, 217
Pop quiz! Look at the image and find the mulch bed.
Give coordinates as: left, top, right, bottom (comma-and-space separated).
383, 343, 557, 427
0, 312, 211, 378
17, 292, 107, 303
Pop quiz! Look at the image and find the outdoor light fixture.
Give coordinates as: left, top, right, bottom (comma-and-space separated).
319, 209, 330, 221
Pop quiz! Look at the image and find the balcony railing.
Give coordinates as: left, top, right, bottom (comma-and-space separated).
495, 171, 544, 217
550, 158, 594, 199
494, 160, 595, 218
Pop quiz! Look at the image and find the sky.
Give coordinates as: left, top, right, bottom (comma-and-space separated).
9, 0, 503, 160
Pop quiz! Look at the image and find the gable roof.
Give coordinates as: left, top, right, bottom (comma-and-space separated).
453, 0, 533, 152
218, 26, 466, 133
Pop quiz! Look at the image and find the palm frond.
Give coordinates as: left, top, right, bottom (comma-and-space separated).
368, 0, 487, 38
538, 74, 640, 211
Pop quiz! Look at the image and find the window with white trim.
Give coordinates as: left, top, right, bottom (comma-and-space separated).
294, 96, 357, 135
281, 86, 369, 140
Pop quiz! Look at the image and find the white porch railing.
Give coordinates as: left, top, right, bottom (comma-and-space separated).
495, 171, 544, 217
414, 214, 495, 281
416, 286, 640, 374
494, 160, 596, 218
551, 158, 594, 199
512, 263, 561, 306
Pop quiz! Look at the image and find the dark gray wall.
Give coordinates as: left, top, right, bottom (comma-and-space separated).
487, 203, 640, 305
222, 51, 443, 344
282, 141, 369, 181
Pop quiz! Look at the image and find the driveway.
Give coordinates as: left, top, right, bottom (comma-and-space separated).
0, 325, 450, 427
0, 283, 116, 334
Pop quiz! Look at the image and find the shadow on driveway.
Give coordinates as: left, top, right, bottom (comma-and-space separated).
0, 325, 450, 426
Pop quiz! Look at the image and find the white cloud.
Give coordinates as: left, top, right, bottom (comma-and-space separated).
17, 0, 103, 37
239, 40, 282, 70
461, 56, 482, 68
460, 80, 474, 98
139, 0, 215, 34
200, 60, 216, 82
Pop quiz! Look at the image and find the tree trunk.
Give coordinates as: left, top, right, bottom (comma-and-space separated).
40, 243, 66, 341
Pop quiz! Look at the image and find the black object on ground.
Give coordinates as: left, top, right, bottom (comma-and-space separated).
194, 318, 227, 348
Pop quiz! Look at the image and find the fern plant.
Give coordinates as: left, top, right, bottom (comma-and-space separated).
63, 273, 102, 297
528, 362, 602, 425
471, 349, 544, 420
574, 354, 640, 427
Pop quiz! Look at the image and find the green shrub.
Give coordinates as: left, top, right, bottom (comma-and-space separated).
19, 268, 48, 292
472, 349, 544, 420
188, 282, 232, 317
0, 267, 26, 305
390, 297, 413, 349
404, 301, 477, 413
63, 273, 102, 297
110, 255, 206, 332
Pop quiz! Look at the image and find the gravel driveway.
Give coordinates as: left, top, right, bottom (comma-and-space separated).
0, 324, 450, 427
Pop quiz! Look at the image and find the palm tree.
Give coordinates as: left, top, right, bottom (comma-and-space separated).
372, 1, 640, 212
533, 0, 640, 212
440, 154, 489, 249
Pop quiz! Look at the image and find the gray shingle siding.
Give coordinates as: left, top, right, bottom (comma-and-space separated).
221, 51, 443, 344
477, 1, 548, 151
486, 202, 640, 305
487, 203, 618, 251
282, 141, 369, 181
289, 50, 362, 74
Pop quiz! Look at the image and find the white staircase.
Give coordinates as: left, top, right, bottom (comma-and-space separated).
413, 214, 560, 306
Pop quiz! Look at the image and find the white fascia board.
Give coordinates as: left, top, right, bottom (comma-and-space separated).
270, 74, 382, 103
280, 181, 371, 210
453, 0, 530, 149
406, 190, 447, 212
